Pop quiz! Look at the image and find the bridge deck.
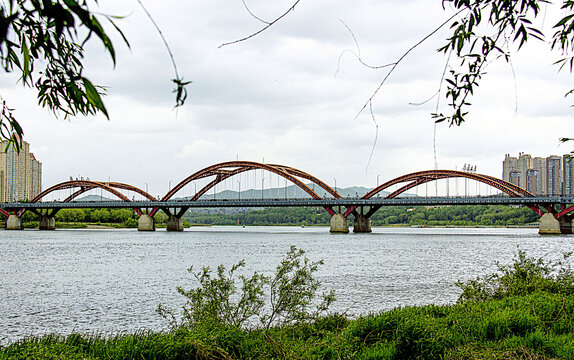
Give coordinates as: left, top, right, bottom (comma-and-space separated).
2, 196, 572, 210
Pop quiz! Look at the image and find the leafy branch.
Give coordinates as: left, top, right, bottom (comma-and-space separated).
0, 0, 128, 147
433, 0, 546, 126
158, 246, 335, 330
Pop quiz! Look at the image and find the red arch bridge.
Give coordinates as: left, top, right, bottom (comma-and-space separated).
1, 161, 573, 234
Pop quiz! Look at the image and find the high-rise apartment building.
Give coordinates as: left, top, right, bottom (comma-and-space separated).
503, 154, 521, 187
503, 153, 572, 195
531, 157, 547, 194
564, 155, 574, 195
503, 153, 546, 193
547, 155, 562, 195
0, 141, 42, 202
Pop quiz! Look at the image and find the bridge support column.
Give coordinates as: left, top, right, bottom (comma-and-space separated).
353, 214, 372, 233
539, 213, 561, 235
5, 215, 23, 230
167, 215, 184, 232
39, 215, 56, 230
330, 214, 349, 233
560, 216, 573, 234
138, 214, 155, 231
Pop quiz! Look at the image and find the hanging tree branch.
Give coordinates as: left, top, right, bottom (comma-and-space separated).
136, 0, 191, 107
241, 0, 271, 25
219, 0, 302, 48
335, 19, 396, 76
354, 11, 463, 122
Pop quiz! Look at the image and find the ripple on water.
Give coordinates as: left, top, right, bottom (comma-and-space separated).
0, 226, 571, 344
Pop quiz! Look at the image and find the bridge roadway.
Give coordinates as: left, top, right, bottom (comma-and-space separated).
1, 195, 572, 210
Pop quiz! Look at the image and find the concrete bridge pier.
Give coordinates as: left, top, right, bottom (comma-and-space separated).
167, 215, 184, 232
539, 213, 561, 235
138, 214, 155, 231
39, 215, 56, 230
5, 215, 23, 230
330, 213, 349, 233
353, 213, 372, 233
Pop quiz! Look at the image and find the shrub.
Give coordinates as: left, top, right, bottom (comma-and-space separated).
157, 246, 336, 330
456, 249, 574, 302
157, 259, 267, 329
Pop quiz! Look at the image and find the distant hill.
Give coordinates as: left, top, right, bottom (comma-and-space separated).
193, 184, 387, 200
73, 184, 392, 202
73, 194, 114, 202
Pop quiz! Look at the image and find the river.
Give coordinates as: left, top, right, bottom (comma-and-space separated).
0, 226, 572, 345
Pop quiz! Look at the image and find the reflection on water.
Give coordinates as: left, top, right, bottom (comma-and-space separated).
0, 226, 571, 344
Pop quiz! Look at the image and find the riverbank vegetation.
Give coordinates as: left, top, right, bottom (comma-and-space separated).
7, 208, 190, 229
183, 205, 539, 227
1, 250, 573, 359
2, 204, 538, 229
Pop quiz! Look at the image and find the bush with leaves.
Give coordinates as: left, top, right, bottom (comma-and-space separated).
261, 246, 336, 329
157, 246, 336, 330
456, 249, 574, 302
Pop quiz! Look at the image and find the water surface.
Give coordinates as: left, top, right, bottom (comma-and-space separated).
1, 226, 571, 344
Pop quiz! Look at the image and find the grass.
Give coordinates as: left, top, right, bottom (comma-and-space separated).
1, 291, 573, 359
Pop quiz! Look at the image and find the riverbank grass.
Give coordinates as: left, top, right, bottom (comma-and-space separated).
1, 291, 573, 359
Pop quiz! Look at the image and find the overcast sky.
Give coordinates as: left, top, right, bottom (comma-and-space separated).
2, 0, 573, 196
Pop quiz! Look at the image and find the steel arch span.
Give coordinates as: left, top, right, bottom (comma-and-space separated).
556, 205, 574, 219
17, 180, 157, 217
343, 170, 538, 218
154, 161, 341, 217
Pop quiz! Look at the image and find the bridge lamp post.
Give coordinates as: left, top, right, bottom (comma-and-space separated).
237, 180, 241, 200
168, 180, 172, 192
333, 178, 337, 197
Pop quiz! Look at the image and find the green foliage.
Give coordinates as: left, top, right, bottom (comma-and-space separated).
263, 246, 336, 329
184, 207, 331, 226
158, 246, 336, 331
123, 217, 138, 228
0, 0, 126, 146
184, 205, 538, 227
436, 0, 574, 128
456, 249, 574, 302
3, 291, 574, 359
344, 291, 574, 360
159, 259, 267, 329
55, 208, 137, 224
0, 1, 190, 149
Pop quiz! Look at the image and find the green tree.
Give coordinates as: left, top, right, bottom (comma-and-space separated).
0, 1, 188, 148
56, 208, 85, 222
